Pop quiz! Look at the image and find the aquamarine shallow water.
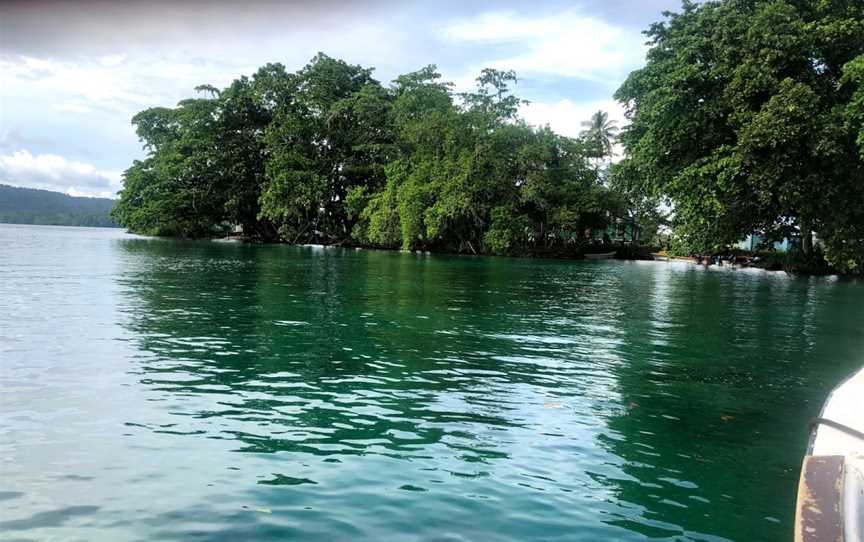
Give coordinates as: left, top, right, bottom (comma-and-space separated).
1, 224, 863, 542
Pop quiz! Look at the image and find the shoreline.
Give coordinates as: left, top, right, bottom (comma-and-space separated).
161, 230, 855, 277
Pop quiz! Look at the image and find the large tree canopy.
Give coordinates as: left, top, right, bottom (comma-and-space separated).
113, 54, 623, 256
615, 0, 864, 271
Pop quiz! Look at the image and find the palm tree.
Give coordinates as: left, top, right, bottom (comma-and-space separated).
580, 110, 619, 158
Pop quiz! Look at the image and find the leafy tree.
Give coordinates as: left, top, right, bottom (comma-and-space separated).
460, 68, 525, 125
389, 69, 530, 253
616, 0, 864, 270
113, 96, 228, 237
259, 53, 394, 243
213, 66, 291, 240
608, 159, 669, 246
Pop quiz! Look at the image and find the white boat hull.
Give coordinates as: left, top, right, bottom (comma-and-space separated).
795, 366, 864, 542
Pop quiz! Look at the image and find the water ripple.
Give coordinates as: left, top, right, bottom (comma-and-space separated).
2, 226, 864, 541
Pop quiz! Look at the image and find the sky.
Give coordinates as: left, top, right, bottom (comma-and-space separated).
0, 0, 681, 198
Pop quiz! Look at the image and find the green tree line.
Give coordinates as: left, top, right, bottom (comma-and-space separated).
111, 55, 628, 255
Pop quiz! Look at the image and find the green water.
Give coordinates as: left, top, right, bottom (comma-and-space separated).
1, 224, 863, 542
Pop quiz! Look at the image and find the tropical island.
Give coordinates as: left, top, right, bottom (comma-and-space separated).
111, 0, 864, 274
5, 2, 864, 541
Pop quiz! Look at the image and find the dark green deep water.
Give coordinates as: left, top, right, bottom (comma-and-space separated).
1, 224, 863, 542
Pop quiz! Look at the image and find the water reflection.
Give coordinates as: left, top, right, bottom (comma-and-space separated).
595, 264, 864, 541
63, 238, 864, 540
118, 242, 529, 465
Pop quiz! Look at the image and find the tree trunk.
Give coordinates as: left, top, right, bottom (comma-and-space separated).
801, 222, 813, 258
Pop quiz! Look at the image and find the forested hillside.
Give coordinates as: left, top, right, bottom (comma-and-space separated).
0, 184, 118, 227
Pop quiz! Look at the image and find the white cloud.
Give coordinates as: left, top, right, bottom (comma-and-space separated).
443, 10, 646, 82
519, 98, 627, 160
2, 56, 150, 112
53, 103, 94, 114
0, 149, 122, 198
99, 54, 127, 67
0, 54, 247, 117
519, 98, 625, 138
0, 129, 46, 149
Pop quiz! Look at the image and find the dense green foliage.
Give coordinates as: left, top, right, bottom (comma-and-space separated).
112, 55, 623, 255
114, 2, 864, 272
0, 184, 117, 227
616, 0, 864, 271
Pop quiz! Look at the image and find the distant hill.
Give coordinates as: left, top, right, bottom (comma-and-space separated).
0, 184, 119, 228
